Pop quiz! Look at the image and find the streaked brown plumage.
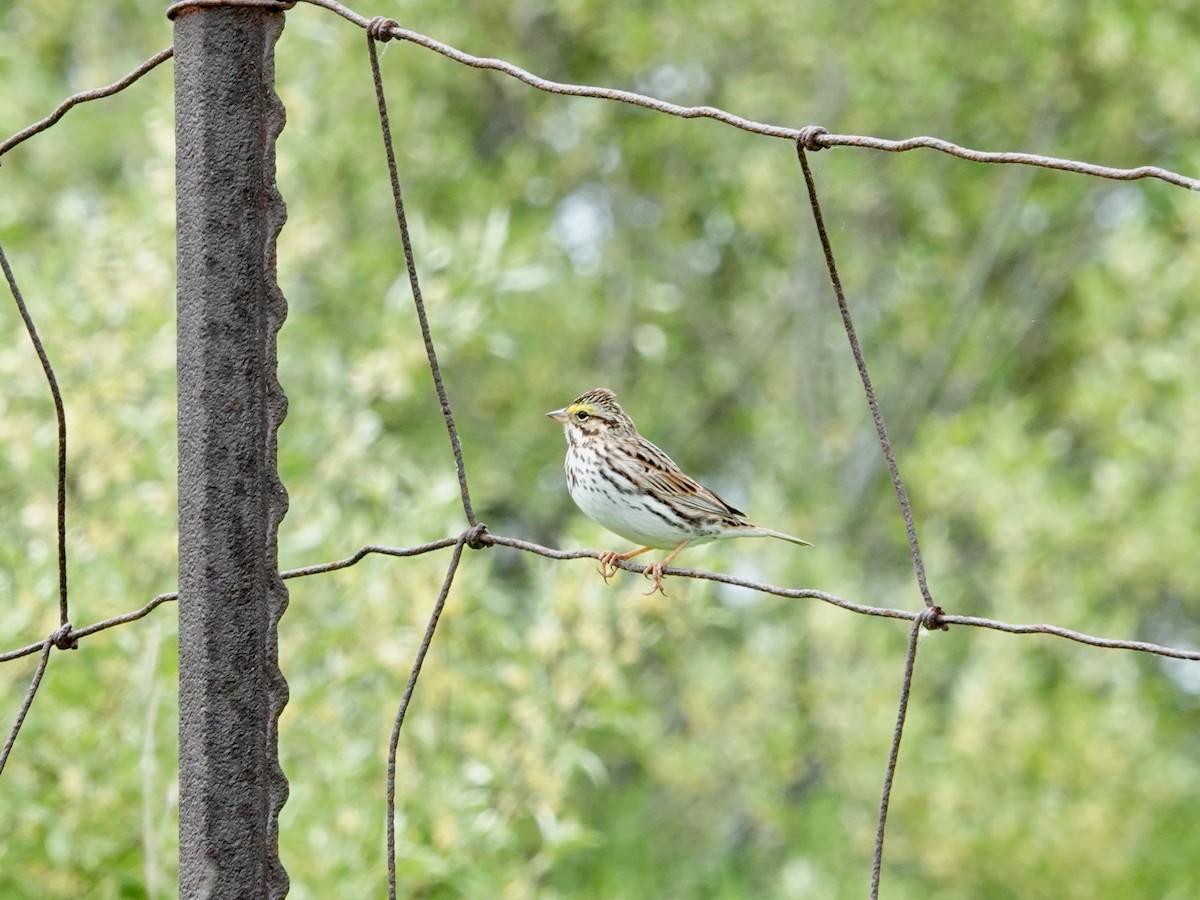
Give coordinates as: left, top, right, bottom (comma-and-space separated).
546, 388, 810, 592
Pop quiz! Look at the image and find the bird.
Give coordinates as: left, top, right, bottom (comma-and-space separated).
546, 388, 811, 593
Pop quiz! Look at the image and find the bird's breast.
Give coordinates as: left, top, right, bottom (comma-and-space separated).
564, 446, 722, 548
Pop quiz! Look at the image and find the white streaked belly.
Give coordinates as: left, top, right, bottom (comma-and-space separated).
564, 446, 720, 548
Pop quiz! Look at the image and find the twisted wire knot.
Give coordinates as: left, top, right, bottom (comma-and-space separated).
50, 623, 78, 651
796, 125, 829, 152
464, 523, 490, 550
919, 605, 948, 632
367, 16, 399, 42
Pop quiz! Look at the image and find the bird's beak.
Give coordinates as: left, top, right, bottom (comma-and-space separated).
546, 408, 568, 423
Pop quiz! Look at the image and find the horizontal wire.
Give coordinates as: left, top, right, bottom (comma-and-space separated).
2, 530, 1196, 664
296, 0, 1200, 191
0, 47, 174, 160
939, 613, 1200, 660
1, 8, 1191, 192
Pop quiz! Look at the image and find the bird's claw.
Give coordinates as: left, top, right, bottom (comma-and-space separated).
597, 551, 621, 583
642, 563, 668, 595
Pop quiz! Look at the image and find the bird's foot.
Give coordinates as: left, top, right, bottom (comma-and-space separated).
597, 551, 621, 582
642, 563, 668, 595
596, 546, 654, 583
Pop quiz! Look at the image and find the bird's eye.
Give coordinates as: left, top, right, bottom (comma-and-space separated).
575, 410, 590, 421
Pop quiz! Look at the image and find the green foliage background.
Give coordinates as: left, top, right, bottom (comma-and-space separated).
2, 0, 1199, 896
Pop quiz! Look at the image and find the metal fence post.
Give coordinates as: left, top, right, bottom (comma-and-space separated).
173, 5, 290, 898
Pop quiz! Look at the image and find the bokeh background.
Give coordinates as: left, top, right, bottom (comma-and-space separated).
2, 0, 1199, 896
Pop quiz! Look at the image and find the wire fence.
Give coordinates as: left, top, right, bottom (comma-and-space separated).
2, 1, 1198, 897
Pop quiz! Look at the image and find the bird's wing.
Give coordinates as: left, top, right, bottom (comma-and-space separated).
616, 439, 749, 522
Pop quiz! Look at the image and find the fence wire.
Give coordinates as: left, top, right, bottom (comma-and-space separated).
1, 2, 1198, 898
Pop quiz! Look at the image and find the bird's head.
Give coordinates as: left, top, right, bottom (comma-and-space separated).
546, 388, 637, 442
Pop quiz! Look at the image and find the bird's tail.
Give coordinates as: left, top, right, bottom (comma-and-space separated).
760, 528, 812, 547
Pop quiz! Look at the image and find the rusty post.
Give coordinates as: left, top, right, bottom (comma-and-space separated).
173, 4, 290, 897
